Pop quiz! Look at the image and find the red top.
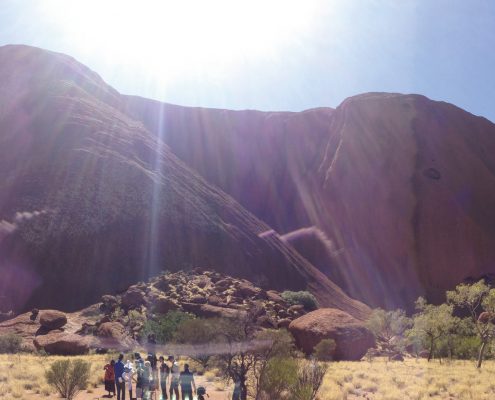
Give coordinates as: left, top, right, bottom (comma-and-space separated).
104, 364, 115, 381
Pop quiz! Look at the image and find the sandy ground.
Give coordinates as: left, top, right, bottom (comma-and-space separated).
24, 375, 234, 400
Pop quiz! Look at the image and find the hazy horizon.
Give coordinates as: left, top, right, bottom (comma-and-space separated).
1, 0, 494, 121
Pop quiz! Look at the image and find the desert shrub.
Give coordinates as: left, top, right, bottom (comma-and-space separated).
140, 310, 194, 344
292, 360, 328, 400
281, 291, 319, 311
45, 359, 91, 400
259, 357, 299, 399
313, 338, 336, 361
0, 333, 22, 353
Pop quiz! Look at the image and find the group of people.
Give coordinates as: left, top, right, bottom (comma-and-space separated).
103, 353, 206, 400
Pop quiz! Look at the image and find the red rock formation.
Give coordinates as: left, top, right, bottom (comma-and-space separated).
127, 89, 495, 311
288, 308, 375, 360
34, 332, 90, 355
0, 45, 369, 320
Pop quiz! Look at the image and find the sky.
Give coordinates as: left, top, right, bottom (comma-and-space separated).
1, 0, 494, 121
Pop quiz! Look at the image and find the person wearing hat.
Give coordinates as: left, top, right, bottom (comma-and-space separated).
179, 364, 196, 400
159, 356, 170, 399
168, 356, 180, 400
114, 353, 126, 400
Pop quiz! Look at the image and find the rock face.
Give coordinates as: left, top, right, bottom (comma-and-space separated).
126, 91, 495, 310
289, 308, 375, 361
33, 332, 89, 355
0, 45, 368, 320
39, 310, 67, 330
4, 45, 494, 313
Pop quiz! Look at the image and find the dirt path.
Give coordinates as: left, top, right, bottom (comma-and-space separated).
24, 375, 233, 400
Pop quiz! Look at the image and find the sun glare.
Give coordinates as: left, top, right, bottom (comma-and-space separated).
41, 0, 321, 84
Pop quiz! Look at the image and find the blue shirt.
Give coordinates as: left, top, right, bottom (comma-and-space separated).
114, 360, 124, 382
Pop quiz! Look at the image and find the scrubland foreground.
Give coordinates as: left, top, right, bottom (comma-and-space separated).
1, 354, 494, 400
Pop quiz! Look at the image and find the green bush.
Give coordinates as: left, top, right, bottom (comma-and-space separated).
140, 310, 194, 344
45, 359, 91, 400
0, 333, 22, 353
313, 338, 336, 361
281, 291, 319, 311
260, 357, 299, 398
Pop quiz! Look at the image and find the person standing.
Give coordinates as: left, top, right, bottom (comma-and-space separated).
122, 367, 134, 400
168, 356, 180, 400
159, 356, 170, 399
114, 354, 126, 400
135, 358, 145, 400
232, 377, 241, 400
139, 361, 151, 399
103, 359, 116, 397
179, 364, 196, 400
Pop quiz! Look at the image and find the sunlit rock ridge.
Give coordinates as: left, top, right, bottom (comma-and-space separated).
1, 44, 495, 315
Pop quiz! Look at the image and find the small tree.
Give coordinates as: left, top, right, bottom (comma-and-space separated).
447, 280, 495, 368
408, 297, 455, 362
367, 308, 411, 359
140, 310, 194, 344
215, 309, 295, 400
313, 339, 336, 361
174, 317, 223, 369
45, 359, 91, 400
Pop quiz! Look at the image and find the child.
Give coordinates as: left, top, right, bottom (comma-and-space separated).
197, 386, 208, 400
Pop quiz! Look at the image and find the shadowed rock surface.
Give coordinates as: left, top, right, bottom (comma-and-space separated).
126, 90, 495, 310
3, 44, 495, 314
0, 45, 368, 319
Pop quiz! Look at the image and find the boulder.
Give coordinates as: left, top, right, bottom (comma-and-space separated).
256, 315, 277, 329
288, 308, 375, 361
100, 295, 119, 313
122, 288, 146, 309
150, 296, 178, 314
215, 278, 232, 290
182, 303, 247, 319
97, 322, 137, 350
39, 310, 67, 330
234, 281, 261, 298
33, 332, 89, 355
390, 353, 404, 361
207, 295, 223, 306
288, 304, 305, 315
153, 276, 170, 292
266, 290, 284, 303
189, 295, 207, 304
277, 318, 292, 329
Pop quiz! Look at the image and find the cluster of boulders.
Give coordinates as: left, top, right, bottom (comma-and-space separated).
97, 269, 309, 337
0, 269, 380, 359
32, 309, 91, 355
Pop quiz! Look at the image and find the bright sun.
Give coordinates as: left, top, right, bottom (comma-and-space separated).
41, 0, 321, 84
